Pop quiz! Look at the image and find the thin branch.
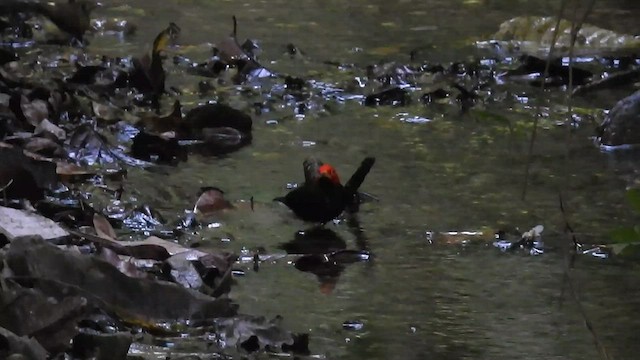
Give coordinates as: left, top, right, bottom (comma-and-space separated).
232, 15, 238, 38
0, 179, 13, 192
1, 178, 12, 204
522, 1, 568, 200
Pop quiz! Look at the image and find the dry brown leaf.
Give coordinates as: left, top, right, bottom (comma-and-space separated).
194, 187, 233, 215
93, 213, 117, 240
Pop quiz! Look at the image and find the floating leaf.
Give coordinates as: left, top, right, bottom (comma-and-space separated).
609, 242, 640, 259
194, 187, 233, 215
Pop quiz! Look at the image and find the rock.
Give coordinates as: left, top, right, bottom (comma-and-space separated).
0, 207, 69, 242
71, 330, 132, 360
0, 147, 57, 201
598, 90, 640, 146
5, 236, 237, 322
0, 326, 47, 360
0, 283, 87, 354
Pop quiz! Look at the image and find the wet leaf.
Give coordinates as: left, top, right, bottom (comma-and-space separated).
522, 224, 543, 240
24, 136, 65, 158
93, 213, 117, 240
94, 102, 139, 124
6, 236, 238, 322
68, 124, 116, 165
34, 119, 65, 141
127, 236, 204, 258
194, 187, 233, 216
55, 162, 95, 181
122, 205, 165, 232
20, 97, 48, 128
96, 247, 148, 278
166, 252, 205, 290
215, 315, 298, 353
609, 242, 640, 259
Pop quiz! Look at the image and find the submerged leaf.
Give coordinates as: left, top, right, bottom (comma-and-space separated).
609, 242, 640, 259
194, 187, 233, 215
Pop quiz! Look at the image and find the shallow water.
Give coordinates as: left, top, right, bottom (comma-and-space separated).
94, 1, 640, 359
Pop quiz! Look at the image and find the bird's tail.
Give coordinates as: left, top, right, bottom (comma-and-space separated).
344, 157, 375, 194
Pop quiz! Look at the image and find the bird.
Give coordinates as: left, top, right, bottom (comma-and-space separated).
275, 157, 375, 224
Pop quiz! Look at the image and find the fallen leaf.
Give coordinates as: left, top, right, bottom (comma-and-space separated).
194, 187, 233, 215
93, 213, 117, 240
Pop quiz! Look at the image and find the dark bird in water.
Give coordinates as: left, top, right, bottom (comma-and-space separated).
275, 157, 375, 224
0, 0, 98, 42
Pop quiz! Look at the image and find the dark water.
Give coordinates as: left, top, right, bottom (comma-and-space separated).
95, 1, 640, 359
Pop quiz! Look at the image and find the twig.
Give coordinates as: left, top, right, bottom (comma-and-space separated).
521, 1, 568, 200
0, 179, 13, 192
1, 178, 12, 204
232, 15, 237, 38
559, 192, 610, 359
558, 193, 581, 252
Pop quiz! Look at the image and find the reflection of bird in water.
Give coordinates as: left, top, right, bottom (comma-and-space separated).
0, 0, 99, 43
280, 228, 347, 294
294, 249, 372, 295
294, 254, 345, 295
279, 227, 346, 255
275, 157, 375, 224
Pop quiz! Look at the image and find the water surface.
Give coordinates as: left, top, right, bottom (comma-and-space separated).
95, 1, 640, 358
